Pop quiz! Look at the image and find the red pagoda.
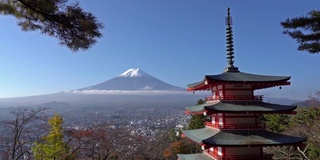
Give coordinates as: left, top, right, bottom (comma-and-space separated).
177, 8, 306, 160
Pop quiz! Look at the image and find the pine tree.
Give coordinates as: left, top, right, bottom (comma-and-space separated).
188, 99, 206, 130
197, 99, 206, 105
281, 10, 320, 54
188, 115, 205, 130
263, 114, 289, 133
32, 114, 70, 160
0, 0, 103, 51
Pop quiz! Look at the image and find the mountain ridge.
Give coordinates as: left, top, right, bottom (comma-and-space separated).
78, 68, 185, 91
0, 68, 306, 108
0, 68, 196, 108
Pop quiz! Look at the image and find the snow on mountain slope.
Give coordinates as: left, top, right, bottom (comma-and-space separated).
118, 68, 151, 78
72, 68, 185, 93
0, 68, 203, 107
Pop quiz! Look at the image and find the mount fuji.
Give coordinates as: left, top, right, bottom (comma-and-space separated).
69, 68, 186, 94
0, 68, 203, 108
0, 68, 299, 109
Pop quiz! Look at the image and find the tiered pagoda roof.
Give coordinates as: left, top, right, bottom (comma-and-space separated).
177, 153, 213, 160
185, 101, 297, 114
187, 8, 291, 92
178, 7, 306, 160
182, 128, 306, 147
187, 72, 291, 91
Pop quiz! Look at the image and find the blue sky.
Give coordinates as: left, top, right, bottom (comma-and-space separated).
0, 0, 319, 100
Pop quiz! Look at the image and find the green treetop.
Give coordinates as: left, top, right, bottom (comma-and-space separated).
32, 114, 71, 160
188, 99, 206, 130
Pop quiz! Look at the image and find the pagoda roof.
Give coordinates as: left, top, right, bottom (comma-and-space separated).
182, 127, 220, 143
185, 101, 297, 114
204, 130, 306, 147
183, 128, 306, 147
187, 71, 291, 91
177, 153, 213, 160
185, 103, 209, 114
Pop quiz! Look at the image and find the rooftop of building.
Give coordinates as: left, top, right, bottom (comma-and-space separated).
187, 71, 291, 91
177, 153, 213, 160
182, 127, 306, 147
187, 8, 291, 92
185, 101, 297, 114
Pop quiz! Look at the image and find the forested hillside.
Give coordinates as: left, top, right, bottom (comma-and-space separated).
264, 97, 320, 159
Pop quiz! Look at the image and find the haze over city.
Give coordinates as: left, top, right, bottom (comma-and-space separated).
1, 0, 319, 100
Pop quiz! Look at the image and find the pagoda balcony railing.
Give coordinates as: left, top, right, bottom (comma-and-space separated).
205, 151, 273, 160
206, 95, 263, 101
205, 122, 265, 130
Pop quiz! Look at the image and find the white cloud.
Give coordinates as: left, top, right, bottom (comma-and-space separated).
142, 86, 154, 90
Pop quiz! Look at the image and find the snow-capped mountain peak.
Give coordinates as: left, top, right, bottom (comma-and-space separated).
74, 68, 185, 91
119, 68, 149, 78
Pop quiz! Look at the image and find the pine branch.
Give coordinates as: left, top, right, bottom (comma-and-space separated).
281, 10, 320, 54
1, 0, 103, 51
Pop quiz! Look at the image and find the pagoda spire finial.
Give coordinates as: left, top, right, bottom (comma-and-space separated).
224, 7, 239, 72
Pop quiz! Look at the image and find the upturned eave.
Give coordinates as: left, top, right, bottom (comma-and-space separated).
202, 129, 307, 147
185, 101, 297, 115
187, 72, 291, 91
182, 128, 307, 147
